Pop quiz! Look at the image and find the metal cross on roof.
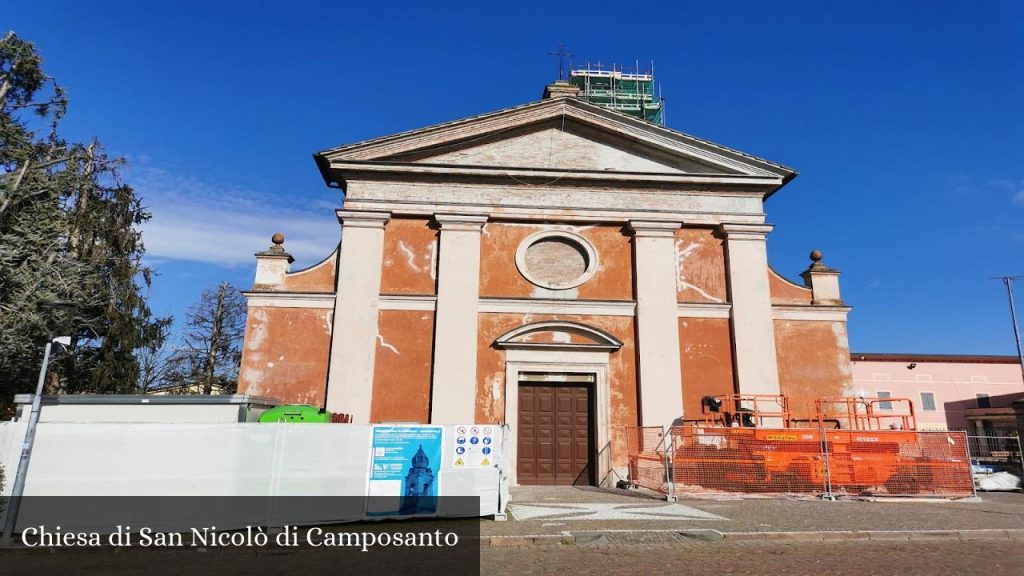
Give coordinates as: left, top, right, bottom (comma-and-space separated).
548, 43, 574, 81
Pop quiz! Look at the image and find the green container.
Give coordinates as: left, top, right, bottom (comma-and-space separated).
259, 405, 331, 423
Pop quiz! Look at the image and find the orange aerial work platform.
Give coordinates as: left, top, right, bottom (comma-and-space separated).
629, 393, 974, 497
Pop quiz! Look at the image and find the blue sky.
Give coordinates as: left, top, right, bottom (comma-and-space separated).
7, 1, 1023, 354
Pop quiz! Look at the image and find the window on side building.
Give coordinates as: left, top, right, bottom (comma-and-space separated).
877, 391, 893, 411
976, 393, 991, 409
920, 392, 936, 411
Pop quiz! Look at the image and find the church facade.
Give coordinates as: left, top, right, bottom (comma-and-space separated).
237, 83, 853, 485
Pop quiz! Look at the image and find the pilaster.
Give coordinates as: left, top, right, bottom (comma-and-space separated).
629, 220, 685, 426
429, 214, 488, 424
325, 210, 390, 420
720, 223, 781, 396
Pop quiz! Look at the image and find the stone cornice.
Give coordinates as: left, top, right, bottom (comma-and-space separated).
242, 292, 334, 308
332, 161, 784, 190
434, 213, 488, 231
317, 98, 795, 183
771, 304, 852, 321
335, 210, 390, 228
479, 297, 635, 317
677, 302, 732, 318
628, 220, 682, 238
720, 222, 775, 240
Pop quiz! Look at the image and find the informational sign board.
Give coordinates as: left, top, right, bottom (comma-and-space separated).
451, 425, 497, 469
366, 426, 443, 516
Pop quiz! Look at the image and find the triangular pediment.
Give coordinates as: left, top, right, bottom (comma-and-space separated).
390, 120, 721, 174
316, 98, 795, 182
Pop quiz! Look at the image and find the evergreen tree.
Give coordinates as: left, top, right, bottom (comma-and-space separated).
0, 32, 168, 412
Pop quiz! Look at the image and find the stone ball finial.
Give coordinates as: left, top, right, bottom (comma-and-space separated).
271, 232, 285, 245
810, 249, 823, 263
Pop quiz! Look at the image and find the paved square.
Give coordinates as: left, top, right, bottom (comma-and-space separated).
508, 502, 728, 521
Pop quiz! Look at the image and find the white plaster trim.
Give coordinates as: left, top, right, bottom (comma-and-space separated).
333, 161, 783, 187
379, 294, 437, 311
772, 305, 852, 322
478, 298, 635, 317
243, 292, 334, 309
720, 222, 774, 240
502, 353, 612, 487
494, 320, 623, 351
514, 229, 599, 290
347, 200, 768, 225
336, 209, 391, 228
434, 213, 488, 231
677, 302, 732, 318
628, 220, 682, 238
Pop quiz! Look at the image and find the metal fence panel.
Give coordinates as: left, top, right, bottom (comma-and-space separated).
622, 426, 669, 494
669, 427, 826, 495
967, 435, 1024, 485
620, 426, 974, 498
824, 430, 973, 497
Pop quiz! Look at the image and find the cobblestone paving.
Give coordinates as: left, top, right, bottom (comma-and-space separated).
482, 540, 1024, 576
487, 487, 1024, 537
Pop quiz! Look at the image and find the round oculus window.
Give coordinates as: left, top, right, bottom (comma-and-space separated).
515, 231, 598, 290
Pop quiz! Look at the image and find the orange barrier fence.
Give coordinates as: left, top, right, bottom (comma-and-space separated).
622, 427, 974, 498
623, 426, 670, 494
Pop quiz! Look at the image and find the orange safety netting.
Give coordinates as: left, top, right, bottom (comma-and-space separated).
623, 426, 974, 498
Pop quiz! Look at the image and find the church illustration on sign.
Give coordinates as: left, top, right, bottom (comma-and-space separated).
400, 445, 436, 515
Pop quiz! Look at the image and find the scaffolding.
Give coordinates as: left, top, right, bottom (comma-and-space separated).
569, 62, 664, 125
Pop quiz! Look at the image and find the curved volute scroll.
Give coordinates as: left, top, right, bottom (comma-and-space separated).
494, 320, 623, 351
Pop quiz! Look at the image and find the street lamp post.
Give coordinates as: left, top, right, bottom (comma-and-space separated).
2, 316, 72, 547
993, 276, 1024, 383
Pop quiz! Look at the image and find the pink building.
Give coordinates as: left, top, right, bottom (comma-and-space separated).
850, 353, 1024, 434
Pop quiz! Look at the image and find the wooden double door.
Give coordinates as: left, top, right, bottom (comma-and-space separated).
517, 373, 595, 486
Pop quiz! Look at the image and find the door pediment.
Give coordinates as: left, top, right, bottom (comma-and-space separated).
494, 320, 623, 351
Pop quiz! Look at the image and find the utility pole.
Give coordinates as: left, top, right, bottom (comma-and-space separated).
992, 276, 1024, 382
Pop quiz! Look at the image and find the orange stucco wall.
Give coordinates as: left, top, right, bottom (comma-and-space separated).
380, 217, 438, 295
775, 319, 852, 411
679, 318, 736, 418
237, 306, 332, 406
479, 223, 633, 300
281, 251, 337, 292
675, 227, 728, 303
769, 267, 813, 305
370, 310, 435, 423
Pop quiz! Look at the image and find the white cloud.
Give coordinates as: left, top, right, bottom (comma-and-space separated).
1013, 188, 1024, 206
130, 163, 340, 267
